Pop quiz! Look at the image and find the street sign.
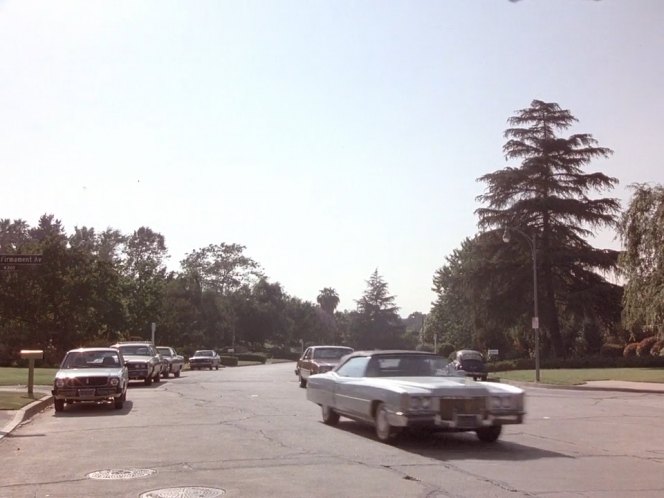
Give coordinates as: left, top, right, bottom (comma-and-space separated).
0, 254, 43, 271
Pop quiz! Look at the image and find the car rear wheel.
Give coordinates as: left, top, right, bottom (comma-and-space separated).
299, 375, 307, 388
174, 368, 181, 378
321, 405, 340, 426
162, 370, 169, 378
375, 402, 401, 443
153, 372, 161, 383
54, 398, 65, 412
476, 425, 502, 443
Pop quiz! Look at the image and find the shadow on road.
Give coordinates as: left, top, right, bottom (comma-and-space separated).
52, 400, 134, 417
331, 420, 569, 461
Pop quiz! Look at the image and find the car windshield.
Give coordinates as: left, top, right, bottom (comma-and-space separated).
62, 351, 120, 369
365, 354, 455, 377
157, 348, 171, 356
313, 348, 352, 360
194, 350, 213, 356
118, 345, 151, 356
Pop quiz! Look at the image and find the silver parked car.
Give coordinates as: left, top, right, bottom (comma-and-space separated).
111, 342, 163, 385
306, 350, 525, 443
52, 347, 129, 412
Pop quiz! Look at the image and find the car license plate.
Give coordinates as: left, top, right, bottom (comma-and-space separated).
78, 388, 96, 397
455, 415, 480, 428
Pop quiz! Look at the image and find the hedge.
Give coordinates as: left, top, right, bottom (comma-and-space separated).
488, 354, 664, 372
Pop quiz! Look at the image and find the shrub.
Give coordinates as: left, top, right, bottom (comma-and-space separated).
623, 343, 638, 357
437, 343, 456, 358
236, 353, 268, 364
651, 340, 663, 356
636, 336, 658, 356
599, 343, 623, 358
220, 355, 238, 367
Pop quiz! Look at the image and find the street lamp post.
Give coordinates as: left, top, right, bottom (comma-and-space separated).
502, 227, 540, 382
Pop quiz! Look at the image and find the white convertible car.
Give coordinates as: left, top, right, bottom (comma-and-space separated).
306, 350, 525, 443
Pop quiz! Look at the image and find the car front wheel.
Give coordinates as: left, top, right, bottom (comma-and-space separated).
375, 402, 401, 443
54, 398, 65, 412
476, 425, 502, 443
144, 375, 152, 386
299, 375, 307, 388
321, 405, 340, 426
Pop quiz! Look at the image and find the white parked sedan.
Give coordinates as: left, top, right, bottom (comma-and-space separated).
52, 347, 129, 412
306, 350, 525, 443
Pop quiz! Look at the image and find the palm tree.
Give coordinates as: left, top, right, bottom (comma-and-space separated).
317, 287, 340, 315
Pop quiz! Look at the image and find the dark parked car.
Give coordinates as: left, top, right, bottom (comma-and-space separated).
52, 347, 129, 412
451, 349, 488, 381
157, 346, 185, 378
295, 345, 353, 387
111, 342, 163, 385
189, 349, 221, 370
307, 350, 525, 444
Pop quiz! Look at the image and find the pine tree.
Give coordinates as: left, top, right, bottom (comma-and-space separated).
476, 100, 620, 357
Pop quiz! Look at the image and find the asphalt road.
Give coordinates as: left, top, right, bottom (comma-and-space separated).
1, 363, 663, 498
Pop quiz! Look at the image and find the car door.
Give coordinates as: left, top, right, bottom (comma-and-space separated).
300, 348, 313, 380
332, 356, 371, 419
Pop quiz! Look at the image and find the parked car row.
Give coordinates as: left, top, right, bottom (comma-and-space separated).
51, 342, 217, 412
299, 346, 526, 445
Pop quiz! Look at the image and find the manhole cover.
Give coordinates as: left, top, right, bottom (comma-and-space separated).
87, 468, 156, 480
140, 487, 226, 498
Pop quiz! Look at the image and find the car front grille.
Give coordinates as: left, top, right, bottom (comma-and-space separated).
65, 377, 109, 387
439, 397, 486, 420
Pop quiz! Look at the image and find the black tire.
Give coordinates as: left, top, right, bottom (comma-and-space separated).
375, 402, 401, 443
321, 405, 340, 426
114, 396, 124, 409
162, 370, 169, 378
54, 398, 65, 412
476, 425, 502, 443
215, 365, 219, 370
209, 366, 212, 370
153, 372, 161, 383
144, 375, 152, 386
174, 368, 181, 378
299, 375, 307, 388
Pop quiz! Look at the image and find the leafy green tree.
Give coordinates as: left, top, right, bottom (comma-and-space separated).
350, 269, 405, 349
476, 100, 621, 357
618, 183, 664, 334
121, 227, 168, 338
180, 243, 263, 295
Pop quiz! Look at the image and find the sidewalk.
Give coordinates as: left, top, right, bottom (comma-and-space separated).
0, 386, 53, 441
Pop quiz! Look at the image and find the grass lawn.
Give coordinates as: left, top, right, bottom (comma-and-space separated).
497, 368, 664, 385
0, 367, 58, 387
0, 391, 47, 410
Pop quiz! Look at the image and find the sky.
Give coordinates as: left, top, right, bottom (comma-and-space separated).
1, 0, 663, 316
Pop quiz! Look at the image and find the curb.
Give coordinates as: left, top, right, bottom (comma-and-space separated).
0, 394, 53, 441
503, 380, 664, 395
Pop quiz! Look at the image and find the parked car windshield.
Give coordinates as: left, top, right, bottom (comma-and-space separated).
157, 348, 172, 357
194, 350, 213, 356
63, 351, 121, 369
313, 348, 353, 360
117, 345, 152, 356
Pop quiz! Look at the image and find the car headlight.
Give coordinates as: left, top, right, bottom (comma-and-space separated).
409, 396, 432, 411
491, 396, 516, 410
55, 379, 65, 388
109, 377, 120, 386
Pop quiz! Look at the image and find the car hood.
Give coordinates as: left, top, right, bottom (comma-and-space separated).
312, 373, 522, 396
55, 368, 122, 378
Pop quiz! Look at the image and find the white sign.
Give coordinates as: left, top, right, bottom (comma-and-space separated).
532, 317, 539, 329
488, 349, 499, 356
